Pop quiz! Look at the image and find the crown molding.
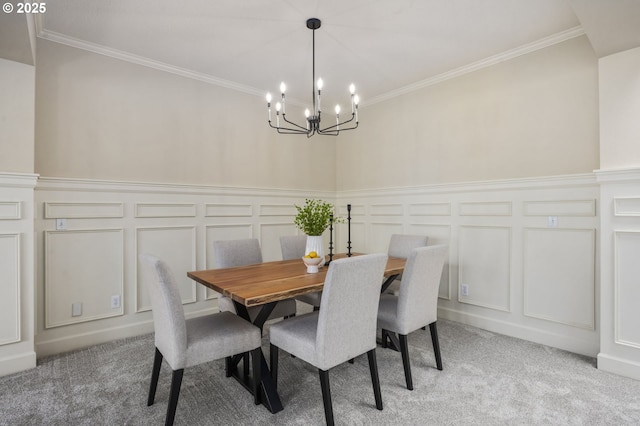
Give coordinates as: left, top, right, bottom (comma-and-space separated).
36, 29, 265, 98
36, 24, 584, 106
364, 26, 586, 106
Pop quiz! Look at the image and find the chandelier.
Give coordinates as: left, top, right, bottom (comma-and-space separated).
266, 18, 359, 137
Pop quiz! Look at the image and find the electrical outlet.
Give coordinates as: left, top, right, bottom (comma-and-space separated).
56, 218, 67, 230
547, 216, 558, 228
111, 295, 121, 309
461, 284, 469, 297
72, 302, 82, 317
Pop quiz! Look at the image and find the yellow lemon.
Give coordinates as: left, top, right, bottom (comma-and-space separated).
308, 251, 318, 258
303, 255, 311, 258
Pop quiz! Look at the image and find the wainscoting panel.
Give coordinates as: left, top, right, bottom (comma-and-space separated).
460, 202, 512, 216
0, 173, 37, 376
135, 203, 196, 218
0, 202, 21, 220
370, 204, 404, 216
523, 228, 596, 329
0, 234, 20, 345
614, 231, 640, 348
614, 198, 640, 217
458, 226, 511, 311
45, 202, 124, 218
205, 203, 252, 217
260, 204, 297, 217
524, 199, 596, 216
409, 202, 451, 216
32, 175, 600, 361
45, 229, 124, 328
408, 224, 452, 299
135, 226, 196, 312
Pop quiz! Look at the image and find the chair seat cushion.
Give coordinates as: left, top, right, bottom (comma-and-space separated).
183, 312, 261, 369
270, 312, 319, 366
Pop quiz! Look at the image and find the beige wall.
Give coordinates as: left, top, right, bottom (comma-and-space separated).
336, 36, 599, 191
34, 39, 336, 191
0, 58, 34, 173
599, 46, 640, 170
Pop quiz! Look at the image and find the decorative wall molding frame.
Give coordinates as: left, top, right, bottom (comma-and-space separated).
459, 201, 512, 216
523, 199, 596, 217
523, 227, 596, 330
0, 233, 20, 345
0, 202, 21, 220
44, 228, 124, 328
44, 202, 124, 218
614, 198, 640, 217
135, 203, 196, 218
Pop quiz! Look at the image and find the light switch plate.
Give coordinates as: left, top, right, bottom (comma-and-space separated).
56, 218, 67, 230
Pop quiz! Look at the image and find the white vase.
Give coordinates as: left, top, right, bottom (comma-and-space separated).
305, 235, 325, 267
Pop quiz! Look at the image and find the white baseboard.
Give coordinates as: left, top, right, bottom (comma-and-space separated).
597, 353, 640, 381
438, 307, 598, 358
0, 351, 36, 377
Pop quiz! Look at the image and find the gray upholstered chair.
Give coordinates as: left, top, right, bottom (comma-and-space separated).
377, 245, 448, 390
269, 254, 388, 426
384, 234, 428, 295
280, 235, 323, 311
140, 254, 262, 426
279, 234, 307, 260
214, 238, 297, 325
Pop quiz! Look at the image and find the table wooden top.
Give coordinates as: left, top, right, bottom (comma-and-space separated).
187, 254, 406, 307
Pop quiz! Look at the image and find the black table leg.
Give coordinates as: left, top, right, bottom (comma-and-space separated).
229, 301, 284, 414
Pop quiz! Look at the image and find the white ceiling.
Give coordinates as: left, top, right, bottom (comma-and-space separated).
21, 0, 640, 109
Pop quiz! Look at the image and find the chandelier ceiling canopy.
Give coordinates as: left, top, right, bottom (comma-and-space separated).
266, 18, 359, 138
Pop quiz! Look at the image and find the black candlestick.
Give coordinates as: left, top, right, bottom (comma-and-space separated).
347, 204, 352, 257
327, 214, 334, 264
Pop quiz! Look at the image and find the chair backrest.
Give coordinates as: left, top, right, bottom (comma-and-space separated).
213, 238, 263, 268
388, 234, 428, 259
396, 245, 448, 334
280, 235, 307, 260
316, 253, 388, 370
139, 254, 188, 370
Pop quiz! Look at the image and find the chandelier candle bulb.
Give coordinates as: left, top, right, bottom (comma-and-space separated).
266, 93, 272, 121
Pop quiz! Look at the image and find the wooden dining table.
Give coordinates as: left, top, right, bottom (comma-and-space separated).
187, 253, 406, 414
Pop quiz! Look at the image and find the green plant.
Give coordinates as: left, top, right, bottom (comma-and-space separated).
294, 199, 342, 236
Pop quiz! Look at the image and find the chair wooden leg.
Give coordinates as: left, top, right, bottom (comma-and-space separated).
381, 329, 388, 348
429, 322, 443, 371
399, 334, 413, 390
270, 344, 279, 391
251, 348, 262, 405
148, 348, 163, 406
166, 369, 184, 426
318, 369, 334, 426
367, 349, 383, 410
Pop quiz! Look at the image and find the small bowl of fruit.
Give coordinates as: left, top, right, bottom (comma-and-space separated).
302, 251, 323, 273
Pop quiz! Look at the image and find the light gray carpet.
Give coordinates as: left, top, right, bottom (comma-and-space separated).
2, 319, 640, 425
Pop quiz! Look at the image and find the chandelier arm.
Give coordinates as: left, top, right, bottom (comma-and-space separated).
281, 113, 309, 132
268, 121, 308, 134
317, 113, 357, 133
